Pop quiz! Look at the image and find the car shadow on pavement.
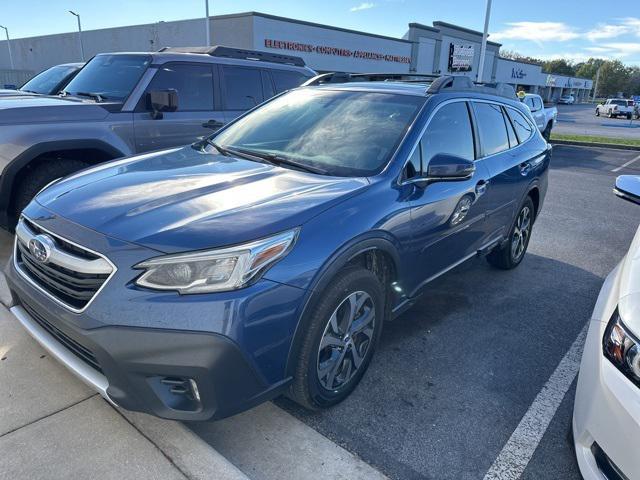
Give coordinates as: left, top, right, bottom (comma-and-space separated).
277, 253, 599, 480
550, 145, 640, 174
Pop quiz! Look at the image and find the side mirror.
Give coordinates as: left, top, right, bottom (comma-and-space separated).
614, 175, 640, 205
147, 89, 178, 119
411, 153, 475, 188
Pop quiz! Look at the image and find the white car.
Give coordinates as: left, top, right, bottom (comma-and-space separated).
573, 175, 640, 479
558, 94, 575, 105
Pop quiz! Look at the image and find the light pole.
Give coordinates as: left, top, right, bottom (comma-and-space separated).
68, 10, 85, 61
477, 0, 492, 83
204, 0, 211, 46
0, 25, 14, 70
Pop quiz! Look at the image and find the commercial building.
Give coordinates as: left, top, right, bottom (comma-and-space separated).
0, 11, 592, 101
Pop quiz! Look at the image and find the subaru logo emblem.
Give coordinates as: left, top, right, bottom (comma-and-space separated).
28, 234, 54, 263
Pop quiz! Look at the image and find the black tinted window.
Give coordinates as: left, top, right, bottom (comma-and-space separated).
507, 107, 534, 143
222, 66, 264, 110
504, 108, 518, 147
271, 70, 309, 93
473, 103, 510, 156
147, 63, 213, 111
421, 102, 475, 169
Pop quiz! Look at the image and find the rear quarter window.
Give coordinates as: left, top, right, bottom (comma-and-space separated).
506, 107, 534, 144
271, 70, 311, 93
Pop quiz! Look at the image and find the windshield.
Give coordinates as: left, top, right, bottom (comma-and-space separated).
62, 54, 151, 101
213, 88, 424, 177
21, 65, 79, 94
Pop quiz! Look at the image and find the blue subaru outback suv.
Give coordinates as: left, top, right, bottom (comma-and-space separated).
6, 73, 550, 420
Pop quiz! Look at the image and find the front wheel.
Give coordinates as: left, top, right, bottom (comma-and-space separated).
595, 108, 600, 116
288, 267, 384, 410
542, 124, 552, 141
487, 196, 534, 270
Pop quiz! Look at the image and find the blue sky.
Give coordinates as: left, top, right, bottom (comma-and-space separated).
2, 0, 639, 65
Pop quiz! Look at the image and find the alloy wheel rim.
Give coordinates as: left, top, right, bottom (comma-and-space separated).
511, 206, 531, 261
316, 291, 376, 391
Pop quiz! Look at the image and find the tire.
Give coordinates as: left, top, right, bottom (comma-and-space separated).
595, 108, 600, 116
487, 196, 535, 270
13, 158, 88, 218
288, 266, 384, 410
607, 110, 613, 118
542, 124, 551, 141
627, 114, 632, 120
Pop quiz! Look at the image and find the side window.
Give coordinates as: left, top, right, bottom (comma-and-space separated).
524, 97, 535, 110
146, 63, 213, 111
420, 102, 475, 171
473, 102, 510, 156
507, 107, 534, 143
503, 107, 518, 148
271, 70, 310, 93
221, 66, 264, 111
533, 97, 543, 111
405, 146, 421, 179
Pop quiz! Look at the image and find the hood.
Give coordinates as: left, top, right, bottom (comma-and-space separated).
619, 225, 640, 337
0, 95, 114, 124
36, 146, 369, 253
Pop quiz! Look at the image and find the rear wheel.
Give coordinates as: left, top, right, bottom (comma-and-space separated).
13, 158, 88, 218
288, 267, 384, 410
487, 196, 534, 270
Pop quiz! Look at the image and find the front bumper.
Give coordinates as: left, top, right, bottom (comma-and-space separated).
573, 261, 637, 480
5, 205, 307, 420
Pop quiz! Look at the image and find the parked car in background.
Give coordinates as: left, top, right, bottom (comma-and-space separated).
5, 73, 550, 421
596, 99, 634, 119
573, 175, 640, 480
0, 63, 83, 98
0, 46, 316, 229
557, 94, 575, 105
521, 93, 557, 140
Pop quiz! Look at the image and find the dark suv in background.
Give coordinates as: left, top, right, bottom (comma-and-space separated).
0, 46, 315, 228
6, 73, 551, 421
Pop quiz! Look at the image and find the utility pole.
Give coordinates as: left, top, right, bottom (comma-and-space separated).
592, 66, 601, 103
68, 11, 85, 61
204, 0, 211, 47
0, 25, 14, 70
477, 0, 492, 83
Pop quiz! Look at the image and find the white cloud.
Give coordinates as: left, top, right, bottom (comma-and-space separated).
491, 22, 580, 44
600, 42, 640, 57
586, 23, 629, 41
350, 2, 375, 11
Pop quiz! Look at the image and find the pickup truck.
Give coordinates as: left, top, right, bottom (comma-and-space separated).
0, 46, 315, 229
521, 93, 557, 140
596, 99, 635, 119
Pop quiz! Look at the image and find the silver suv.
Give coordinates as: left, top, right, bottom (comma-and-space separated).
0, 46, 315, 228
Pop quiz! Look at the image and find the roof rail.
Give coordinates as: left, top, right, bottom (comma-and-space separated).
302, 72, 517, 99
157, 45, 306, 67
302, 72, 440, 86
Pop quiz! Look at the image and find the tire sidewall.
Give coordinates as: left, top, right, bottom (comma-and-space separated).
303, 268, 384, 408
508, 196, 535, 266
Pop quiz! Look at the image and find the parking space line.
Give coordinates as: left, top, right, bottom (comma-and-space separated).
612, 153, 640, 173
483, 323, 588, 480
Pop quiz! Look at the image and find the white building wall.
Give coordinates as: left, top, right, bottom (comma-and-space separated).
415, 37, 436, 74
252, 16, 412, 73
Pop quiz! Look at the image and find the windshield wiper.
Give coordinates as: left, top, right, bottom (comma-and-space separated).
75, 91, 105, 102
230, 148, 327, 175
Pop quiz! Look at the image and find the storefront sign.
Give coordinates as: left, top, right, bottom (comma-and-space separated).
511, 67, 526, 79
448, 44, 474, 72
546, 75, 557, 87
263, 39, 411, 64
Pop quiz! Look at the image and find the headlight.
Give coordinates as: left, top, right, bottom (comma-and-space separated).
134, 229, 298, 294
603, 309, 640, 386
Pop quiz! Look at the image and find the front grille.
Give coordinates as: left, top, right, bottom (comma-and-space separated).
15, 217, 114, 311
21, 300, 102, 373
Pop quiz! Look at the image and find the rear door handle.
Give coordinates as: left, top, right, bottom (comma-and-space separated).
475, 180, 489, 196
202, 119, 225, 130
519, 162, 532, 175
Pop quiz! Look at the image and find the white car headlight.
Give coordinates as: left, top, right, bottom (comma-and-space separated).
134, 229, 298, 294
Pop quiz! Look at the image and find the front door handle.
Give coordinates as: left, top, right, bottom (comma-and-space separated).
475, 180, 489, 196
202, 119, 225, 130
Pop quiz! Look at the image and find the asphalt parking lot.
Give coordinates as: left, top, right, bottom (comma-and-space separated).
555, 103, 640, 139
191, 145, 640, 479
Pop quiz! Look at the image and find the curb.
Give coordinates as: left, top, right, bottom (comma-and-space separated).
551, 139, 640, 151
117, 408, 250, 480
